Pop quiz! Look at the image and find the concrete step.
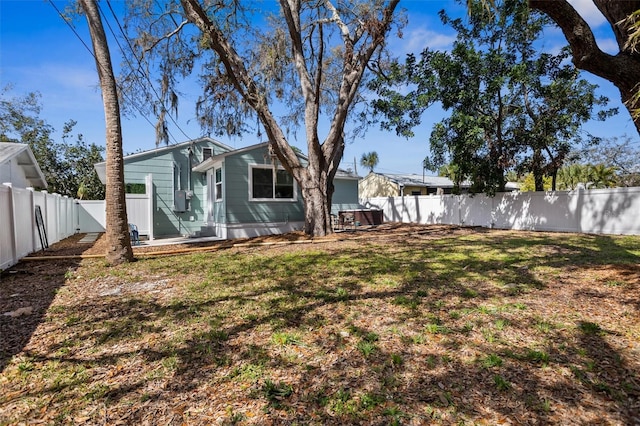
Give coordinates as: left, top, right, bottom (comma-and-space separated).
192, 226, 216, 238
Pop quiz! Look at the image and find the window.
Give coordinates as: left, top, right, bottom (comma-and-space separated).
250, 165, 296, 201
215, 168, 222, 200
203, 147, 213, 161
173, 163, 180, 191
125, 183, 146, 194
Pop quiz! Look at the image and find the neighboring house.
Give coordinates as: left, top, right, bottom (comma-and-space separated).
193, 142, 361, 239
95, 137, 233, 238
0, 142, 47, 189
94, 138, 361, 240
359, 172, 519, 198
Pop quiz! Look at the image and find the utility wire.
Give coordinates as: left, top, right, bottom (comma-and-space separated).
47, 0, 158, 140
97, 0, 179, 145
47, 0, 189, 146
103, 0, 194, 142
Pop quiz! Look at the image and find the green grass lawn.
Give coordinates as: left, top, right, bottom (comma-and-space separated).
1, 226, 639, 425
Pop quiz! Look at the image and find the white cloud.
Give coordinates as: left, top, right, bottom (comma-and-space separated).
568, 0, 607, 28
398, 27, 456, 55
43, 64, 100, 92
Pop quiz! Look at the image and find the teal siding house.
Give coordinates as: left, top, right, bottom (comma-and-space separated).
193, 142, 361, 239
95, 137, 233, 238
95, 138, 360, 240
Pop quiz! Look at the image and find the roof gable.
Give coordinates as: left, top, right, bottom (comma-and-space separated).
94, 137, 234, 183
0, 142, 48, 188
95, 137, 234, 167
193, 142, 360, 179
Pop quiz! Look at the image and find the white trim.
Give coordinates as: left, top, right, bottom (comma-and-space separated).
247, 163, 297, 202
222, 221, 305, 240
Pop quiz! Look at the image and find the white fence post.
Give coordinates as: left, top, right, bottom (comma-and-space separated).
2, 183, 17, 269
146, 173, 154, 241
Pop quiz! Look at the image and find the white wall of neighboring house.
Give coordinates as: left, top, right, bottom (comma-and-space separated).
0, 157, 31, 188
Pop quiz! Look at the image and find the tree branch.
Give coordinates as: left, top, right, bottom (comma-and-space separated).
144, 20, 189, 53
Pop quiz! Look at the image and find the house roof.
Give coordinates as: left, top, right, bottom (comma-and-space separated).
0, 142, 48, 188
371, 172, 520, 191
95, 137, 234, 167
192, 142, 360, 180
94, 137, 234, 183
372, 172, 460, 188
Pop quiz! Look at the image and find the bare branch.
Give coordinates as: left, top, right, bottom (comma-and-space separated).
143, 20, 189, 53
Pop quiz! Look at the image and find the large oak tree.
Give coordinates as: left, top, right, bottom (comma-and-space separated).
529, 0, 640, 134
370, 0, 611, 194
123, 0, 401, 237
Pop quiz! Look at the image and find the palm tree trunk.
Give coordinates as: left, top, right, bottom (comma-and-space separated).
80, 0, 133, 265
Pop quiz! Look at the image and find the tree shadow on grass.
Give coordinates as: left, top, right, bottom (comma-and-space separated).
0, 235, 89, 373
1, 228, 638, 423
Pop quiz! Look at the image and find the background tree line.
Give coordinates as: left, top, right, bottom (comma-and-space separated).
0, 86, 105, 200
368, 0, 631, 194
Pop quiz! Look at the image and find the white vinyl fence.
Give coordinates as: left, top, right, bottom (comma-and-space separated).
362, 186, 640, 235
1, 185, 77, 270
1, 174, 153, 270
76, 174, 153, 238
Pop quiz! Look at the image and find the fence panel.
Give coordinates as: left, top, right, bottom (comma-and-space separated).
577, 187, 640, 235
77, 200, 106, 233
364, 187, 640, 236
44, 193, 59, 245
125, 194, 150, 236
32, 191, 47, 250
77, 194, 151, 236
0, 186, 15, 269
12, 187, 36, 260
1, 187, 84, 270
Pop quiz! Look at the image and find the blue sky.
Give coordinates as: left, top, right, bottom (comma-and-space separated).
1, 0, 637, 176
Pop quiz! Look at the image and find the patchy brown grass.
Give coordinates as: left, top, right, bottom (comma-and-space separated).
1, 224, 639, 425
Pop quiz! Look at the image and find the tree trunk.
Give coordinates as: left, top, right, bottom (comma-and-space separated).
531, 148, 545, 191
529, 0, 640, 134
302, 184, 332, 237
80, 0, 133, 265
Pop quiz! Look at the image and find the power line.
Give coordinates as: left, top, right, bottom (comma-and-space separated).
96, 0, 180, 145
103, 0, 194, 142
47, 0, 159, 141
47, 0, 192, 146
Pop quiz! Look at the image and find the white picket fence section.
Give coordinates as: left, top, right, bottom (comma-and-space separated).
1, 185, 77, 270
362, 186, 640, 235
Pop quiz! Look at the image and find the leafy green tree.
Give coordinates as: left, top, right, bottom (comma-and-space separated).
579, 136, 640, 187
556, 163, 589, 190
121, 0, 402, 237
0, 87, 105, 199
360, 151, 379, 173
518, 173, 551, 192
60, 121, 106, 200
556, 163, 618, 190
370, 0, 611, 194
587, 164, 618, 189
